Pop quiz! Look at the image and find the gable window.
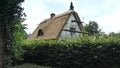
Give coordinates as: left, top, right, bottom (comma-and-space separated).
37, 29, 43, 37
70, 27, 76, 37
70, 20, 76, 37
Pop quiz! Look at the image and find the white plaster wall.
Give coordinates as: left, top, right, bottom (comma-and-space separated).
59, 14, 81, 39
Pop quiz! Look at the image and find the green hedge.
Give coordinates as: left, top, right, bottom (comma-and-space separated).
22, 35, 120, 68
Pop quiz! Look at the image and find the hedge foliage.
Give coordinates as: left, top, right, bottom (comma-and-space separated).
21, 35, 120, 68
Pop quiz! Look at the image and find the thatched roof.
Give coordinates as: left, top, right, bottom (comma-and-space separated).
28, 10, 82, 40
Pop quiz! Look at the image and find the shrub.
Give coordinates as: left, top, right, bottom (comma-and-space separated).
21, 35, 120, 68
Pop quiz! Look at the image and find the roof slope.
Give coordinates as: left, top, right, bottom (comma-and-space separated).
28, 10, 81, 40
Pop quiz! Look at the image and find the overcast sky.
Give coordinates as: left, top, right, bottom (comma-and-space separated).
22, 0, 120, 34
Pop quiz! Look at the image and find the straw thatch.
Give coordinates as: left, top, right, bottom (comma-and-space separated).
28, 10, 83, 40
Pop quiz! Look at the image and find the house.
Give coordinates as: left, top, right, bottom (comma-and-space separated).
28, 2, 83, 40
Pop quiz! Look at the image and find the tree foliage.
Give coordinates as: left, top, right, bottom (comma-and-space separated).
0, 0, 25, 26
11, 19, 27, 65
84, 21, 102, 35
0, 0, 25, 67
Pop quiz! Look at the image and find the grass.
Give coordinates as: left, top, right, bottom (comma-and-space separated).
11, 63, 51, 68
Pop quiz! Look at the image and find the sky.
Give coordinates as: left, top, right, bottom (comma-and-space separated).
22, 0, 120, 34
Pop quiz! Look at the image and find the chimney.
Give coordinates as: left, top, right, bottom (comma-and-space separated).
50, 13, 55, 18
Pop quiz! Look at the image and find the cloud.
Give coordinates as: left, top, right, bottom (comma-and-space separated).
22, 0, 51, 33
22, 0, 120, 34
95, 6, 120, 33
75, 0, 120, 33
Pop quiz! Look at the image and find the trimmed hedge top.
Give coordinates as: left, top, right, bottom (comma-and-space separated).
21, 35, 120, 68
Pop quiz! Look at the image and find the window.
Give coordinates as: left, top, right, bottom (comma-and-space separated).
70, 20, 76, 37
70, 27, 76, 37
37, 29, 43, 37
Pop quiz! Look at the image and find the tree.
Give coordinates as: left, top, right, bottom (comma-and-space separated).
11, 19, 27, 65
84, 21, 102, 35
0, 0, 25, 67
109, 32, 120, 37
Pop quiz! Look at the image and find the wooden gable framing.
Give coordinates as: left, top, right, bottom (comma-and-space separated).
28, 10, 83, 40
